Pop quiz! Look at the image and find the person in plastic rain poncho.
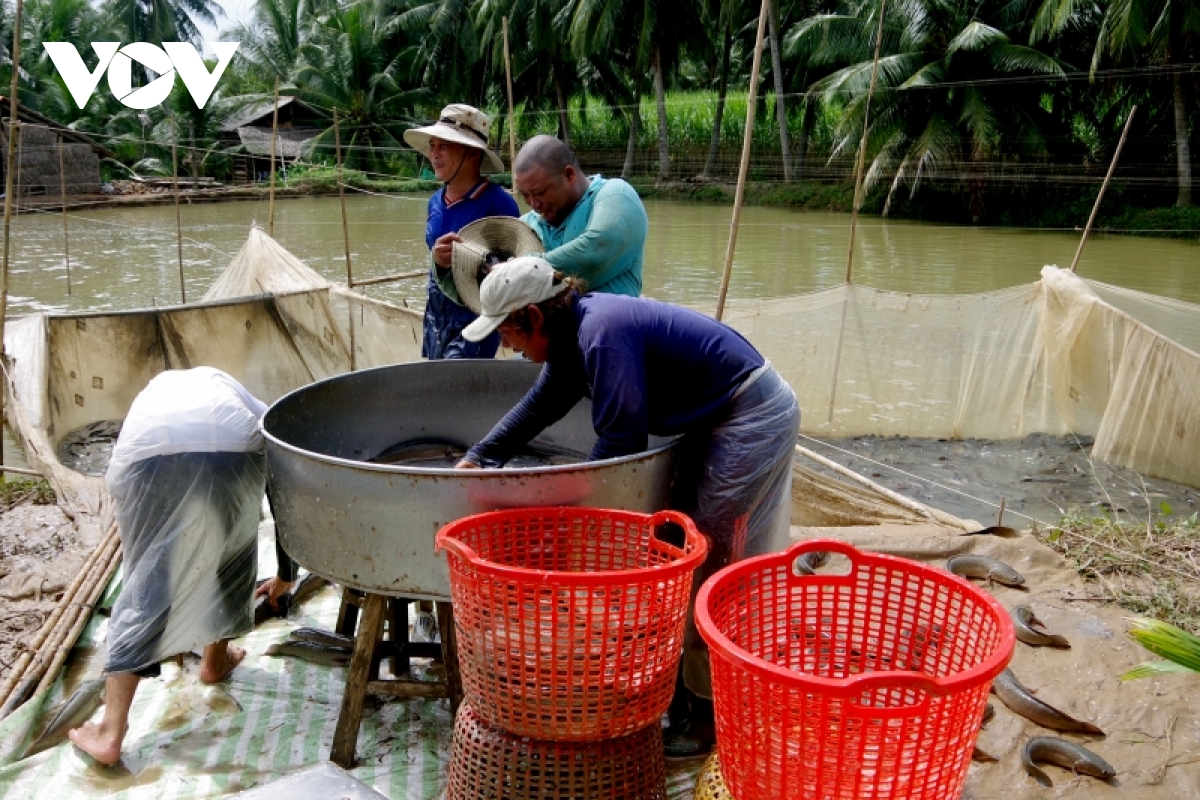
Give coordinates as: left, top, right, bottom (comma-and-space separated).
454, 258, 800, 758
70, 368, 269, 766
403, 104, 520, 360
512, 135, 647, 298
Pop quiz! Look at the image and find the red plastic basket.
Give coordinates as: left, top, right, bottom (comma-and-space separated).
696, 539, 1014, 800
446, 701, 666, 800
435, 507, 708, 740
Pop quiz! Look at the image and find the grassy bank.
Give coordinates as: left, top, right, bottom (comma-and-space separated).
1038, 510, 1200, 634
634, 178, 1200, 238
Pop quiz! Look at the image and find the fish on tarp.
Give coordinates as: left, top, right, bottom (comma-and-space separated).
265, 641, 351, 668
1023, 736, 1115, 786
992, 669, 1104, 734
23, 678, 105, 758
1013, 605, 1071, 649
253, 572, 329, 626
290, 572, 328, 607
946, 555, 1026, 587
288, 626, 354, 649
796, 550, 830, 576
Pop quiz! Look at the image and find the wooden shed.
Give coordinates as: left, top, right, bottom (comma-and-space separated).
0, 99, 112, 196
218, 97, 327, 182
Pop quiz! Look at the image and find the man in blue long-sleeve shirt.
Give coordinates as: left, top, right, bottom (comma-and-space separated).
456, 257, 801, 757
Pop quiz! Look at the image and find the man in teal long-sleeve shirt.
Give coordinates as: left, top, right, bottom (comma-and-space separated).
513, 135, 647, 296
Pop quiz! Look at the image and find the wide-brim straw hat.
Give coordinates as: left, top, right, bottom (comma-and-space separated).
403, 104, 506, 174
452, 217, 545, 314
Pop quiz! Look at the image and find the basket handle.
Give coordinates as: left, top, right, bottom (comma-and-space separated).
434, 528, 481, 563
782, 538, 870, 579
649, 510, 703, 552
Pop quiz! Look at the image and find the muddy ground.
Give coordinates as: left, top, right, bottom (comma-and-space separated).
0, 501, 88, 687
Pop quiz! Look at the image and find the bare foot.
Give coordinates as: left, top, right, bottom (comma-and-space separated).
68, 721, 122, 766
199, 643, 246, 684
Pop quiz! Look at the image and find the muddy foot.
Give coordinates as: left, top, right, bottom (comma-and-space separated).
199, 643, 246, 684
67, 721, 122, 766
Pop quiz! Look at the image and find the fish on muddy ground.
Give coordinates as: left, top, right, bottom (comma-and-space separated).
796, 550, 830, 576
961, 526, 1021, 537
23, 678, 105, 757
1013, 606, 1071, 649
1022, 736, 1115, 787
991, 669, 1104, 735
265, 641, 351, 668
946, 555, 1026, 588
288, 626, 354, 650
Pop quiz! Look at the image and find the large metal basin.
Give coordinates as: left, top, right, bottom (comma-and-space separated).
262, 360, 677, 599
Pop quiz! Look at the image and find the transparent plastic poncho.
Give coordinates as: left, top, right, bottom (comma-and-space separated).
104, 367, 268, 674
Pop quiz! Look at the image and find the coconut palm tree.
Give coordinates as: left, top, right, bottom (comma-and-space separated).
288, 0, 425, 172
393, 0, 484, 105
102, 0, 223, 47
1091, 0, 1198, 206
231, 0, 316, 84
792, 0, 1067, 221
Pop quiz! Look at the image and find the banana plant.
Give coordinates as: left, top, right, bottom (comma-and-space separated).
1121, 616, 1200, 681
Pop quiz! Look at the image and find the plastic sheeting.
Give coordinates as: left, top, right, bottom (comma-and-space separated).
105, 369, 268, 674
717, 266, 1200, 489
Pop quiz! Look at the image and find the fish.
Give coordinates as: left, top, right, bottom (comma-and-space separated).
972, 746, 999, 763
254, 592, 291, 626
288, 626, 354, 650
982, 703, 995, 725
1022, 736, 1115, 787
290, 572, 328, 607
946, 555, 1026, 587
796, 550, 830, 576
1013, 606, 1071, 649
265, 641, 351, 668
991, 669, 1104, 735
961, 525, 1020, 537
23, 678, 105, 757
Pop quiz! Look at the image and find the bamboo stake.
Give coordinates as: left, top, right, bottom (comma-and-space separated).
0, 523, 117, 717
502, 17, 517, 169
334, 108, 357, 372
1071, 105, 1137, 273
58, 138, 71, 297
1, 0, 26, 479
349, 269, 425, 288
268, 77, 280, 238
171, 116, 185, 303
714, 0, 771, 321
827, 0, 888, 422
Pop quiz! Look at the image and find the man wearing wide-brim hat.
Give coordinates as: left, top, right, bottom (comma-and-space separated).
404, 104, 519, 359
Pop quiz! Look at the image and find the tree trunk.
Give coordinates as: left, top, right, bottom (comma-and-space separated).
1173, 67, 1192, 207
622, 78, 642, 179
554, 67, 571, 148
767, 0, 791, 182
793, 92, 815, 179
654, 45, 670, 183
702, 24, 733, 179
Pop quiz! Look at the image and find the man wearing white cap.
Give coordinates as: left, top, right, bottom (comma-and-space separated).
404, 104, 519, 359
454, 258, 801, 758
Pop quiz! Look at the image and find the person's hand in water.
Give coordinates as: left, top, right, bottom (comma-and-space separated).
455, 459, 481, 469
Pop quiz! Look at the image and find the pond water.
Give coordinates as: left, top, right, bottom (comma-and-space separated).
3, 193, 1199, 315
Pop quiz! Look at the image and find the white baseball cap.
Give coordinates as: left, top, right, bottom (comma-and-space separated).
461, 257, 570, 342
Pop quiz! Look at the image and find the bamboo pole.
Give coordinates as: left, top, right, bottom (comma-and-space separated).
502, 17, 517, 169
1, 0, 26, 479
335, 110, 352, 289
714, 0, 771, 322
171, 116, 185, 303
58, 138, 71, 297
827, 0, 889, 422
349, 269, 425, 288
268, 77, 280, 238
0, 523, 118, 717
1071, 105, 1137, 273
334, 108, 357, 372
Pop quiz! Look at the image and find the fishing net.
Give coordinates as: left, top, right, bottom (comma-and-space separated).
719, 265, 1200, 490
